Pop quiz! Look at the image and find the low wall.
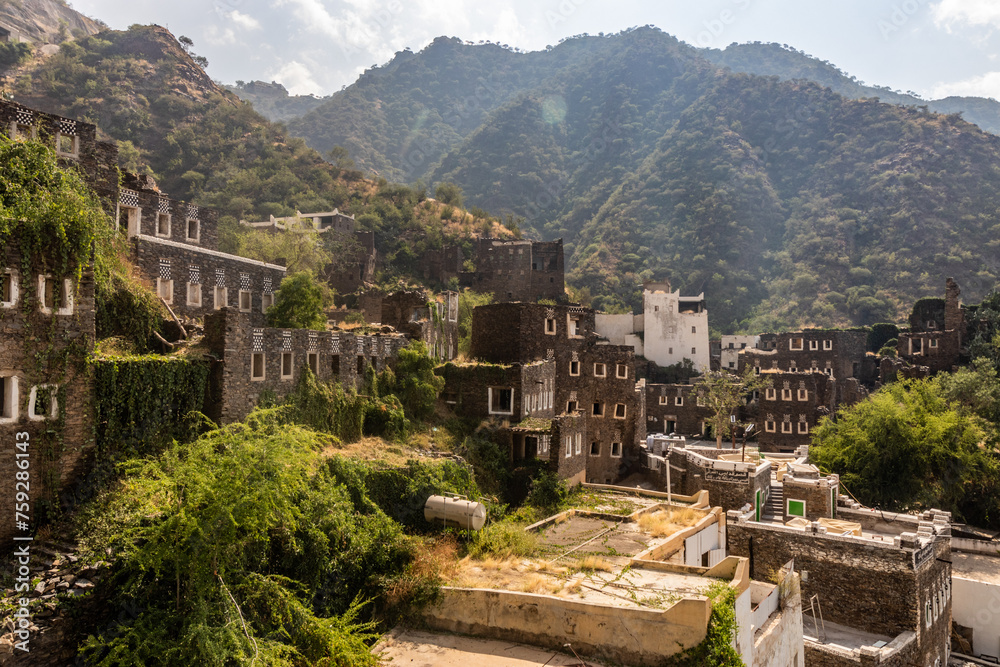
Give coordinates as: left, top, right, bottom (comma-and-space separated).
422, 586, 711, 666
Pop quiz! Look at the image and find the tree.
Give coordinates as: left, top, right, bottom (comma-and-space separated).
457, 290, 492, 357
699, 368, 772, 448
266, 271, 332, 330
434, 181, 463, 207
327, 145, 355, 170
380, 341, 445, 421
811, 379, 1000, 527
236, 223, 331, 275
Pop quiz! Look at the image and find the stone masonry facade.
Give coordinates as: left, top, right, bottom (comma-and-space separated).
460, 238, 565, 303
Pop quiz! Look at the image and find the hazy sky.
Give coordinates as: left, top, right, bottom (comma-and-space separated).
69, 0, 1000, 100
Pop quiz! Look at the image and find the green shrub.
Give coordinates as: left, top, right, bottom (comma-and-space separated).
467, 522, 537, 559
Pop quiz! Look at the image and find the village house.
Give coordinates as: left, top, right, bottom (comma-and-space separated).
459, 237, 566, 303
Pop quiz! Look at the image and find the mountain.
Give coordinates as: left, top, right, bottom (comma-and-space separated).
278, 27, 1000, 331
0, 0, 103, 44
225, 80, 329, 123
701, 42, 1000, 135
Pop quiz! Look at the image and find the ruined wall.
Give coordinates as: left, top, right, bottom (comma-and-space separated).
0, 242, 95, 548
119, 174, 220, 251
436, 361, 555, 423
134, 236, 286, 324
379, 290, 459, 362
203, 309, 408, 424
464, 238, 565, 303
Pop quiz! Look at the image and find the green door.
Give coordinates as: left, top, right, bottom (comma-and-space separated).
755, 489, 762, 522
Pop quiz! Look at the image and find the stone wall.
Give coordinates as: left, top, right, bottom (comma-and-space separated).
134, 235, 286, 325
661, 447, 771, 512
739, 330, 867, 395
461, 238, 565, 303
436, 360, 556, 423
645, 382, 716, 437
755, 371, 835, 453
379, 289, 459, 362
119, 172, 220, 251
782, 468, 838, 520
203, 309, 409, 424
0, 242, 96, 548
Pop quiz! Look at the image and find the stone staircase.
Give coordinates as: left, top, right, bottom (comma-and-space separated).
763, 482, 784, 520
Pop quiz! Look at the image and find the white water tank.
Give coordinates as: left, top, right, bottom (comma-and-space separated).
424, 495, 487, 531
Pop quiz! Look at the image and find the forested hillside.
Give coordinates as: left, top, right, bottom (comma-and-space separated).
273, 26, 1000, 331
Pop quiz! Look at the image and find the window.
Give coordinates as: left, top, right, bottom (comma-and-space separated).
567, 400, 577, 413
728, 362, 735, 368
489, 387, 514, 415
691, 326, 696, 334
330, 355, 341, 375
789, 364, 797, 373
239, 290, 252, 312
575, 433, 582, 455
0, 373, 18, 423
569, 360, 580, 376
157, 278, 173, 304
567, 315, 581, 338
357, 356, 366, 375
590, 442, 600, 456
565, 437, 572, 458
118, 206, 140, 237
10, 122, 35, 141
214, 285, 228, 310
251, 353, 265, 380
187, 282, 202, 307
592, 402, 604, 417
809, 340, 818, 351
781, 420, 792, 434
261, 292, 274, 311
728, 342, 734, 349
281, 352, 294, 380
665, 419, 676, 433
675, 396, 684, 406
765, 388, 776, 400
28, 384, 58, 421
798, 421, 809, 435
929, 339, 938, 349
1, 268, 18, 308
823, 340, 833, 350
308, 352, 319, 375
786, 499, 806, 518
616, 364, 628, 379
545, 317, 556, 334
754, 365, 761, 375
156, 213, 171, 238
781, 388, 792, 401
790, 337, 803, 351
797, 388, 808, 401
611, 442, 622, 457
658, 396, 668, 405
696, 393, 705, 407
614, 403, 626, 419
691, 347, 696, 355
56, 132, 79, 157
668, 347, 673, 355
594, 363, 606, 377
765, 420, 776, 432
186, 218, 200, 242
38, 276, 73, 315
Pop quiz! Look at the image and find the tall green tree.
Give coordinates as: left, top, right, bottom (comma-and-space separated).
700, 368, 772, 448
266, 271, 332, 330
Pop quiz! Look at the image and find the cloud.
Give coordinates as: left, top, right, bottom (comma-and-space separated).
204, 25, 237, 46
229, 10, 261, 31
269, 59, 323, 95
928, 70, 1000, 101
932, 0, 1000, 30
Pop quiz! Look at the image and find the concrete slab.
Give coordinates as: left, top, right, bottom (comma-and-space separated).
953, 551, 1000, 585
374, 627, 606, 666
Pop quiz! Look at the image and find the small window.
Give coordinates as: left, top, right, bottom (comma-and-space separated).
594, 363, 606, 377
28, 384, 58, 421
765, 420, 776, 432
56, 132, 79, 157
281, 352, 294, 380
696, 394, 705, 407
611, 442, 622, 457
0, 373, 19, 423
569, 360, 580, 376
489, 387, 514, 415
0, 268, 18, 308
186, 218, 200, 242
567, 400, 577, 413
765, 388, 776, 400
251, 353, 265, 380
239, 290, 252, 312
728, 362, 735, 368
809, 340, 818, 351
823, 340, 833, 350
616, 364, 628, 379
157, 278, 173, 304
658, 396, 668, 405
675, 396, 684, 406
781, 421, 792, 434
118, 206, 141, 237
754, 366, 761, 375
156, 213, 171, 238
787, 499, 806, 518
823, 368, 833, 378
929, 339, 939, 348
797, 389, 808, 401
567, 316, 581, 338
789, 365, 797, 373
790, 337, 803, 351
565, 437, 572, 458
590, 441, 600, 456
781, 388, 792, 401
308, 352, 319, 375
330, 355, 341, 375
592, 402, 604, 417
798, 421, 809, 434
691, 347, 696, 355
691, 326, 696, 334
38, 275, 73, 315
187, 282, 202, 307
728, 342, 734, 349
545, 318, 556, 334
214, 286, 228, 310
575, 434, 582, 455
261, 292, 274, 311
614, 403, 626, 419
668, 347, 673, 355
11, 122, 35, 141
357, 355, 366, 375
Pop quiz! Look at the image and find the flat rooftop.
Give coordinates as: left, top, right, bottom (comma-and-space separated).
803, 616, 895, 653
952, 551, 1000, 585
375, 628, 607, 667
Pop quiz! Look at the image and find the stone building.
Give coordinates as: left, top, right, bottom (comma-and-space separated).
753, 370, 836, 453
204, 308, 409, 424
595, 280, 711, 372
644, 382, 716, 438
373, 289, 459, 362
462, 302, 643, 483
459, 238, 565, 302
0, 241, 96, 547
728, 503, 953, 667
419, 243, 464, 286
721, 334, 761, 371
896, 278, 966, 374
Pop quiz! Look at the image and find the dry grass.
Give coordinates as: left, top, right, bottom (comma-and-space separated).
518, 573, 563, 595
576, 555, 614, 572
637, 508, 702, 537
321, 436, 416, 465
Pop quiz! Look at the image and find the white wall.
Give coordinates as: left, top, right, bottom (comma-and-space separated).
954, 575, 1000, 658
595, 313, 635, 345
721, 335, 760, 371
643, 288, 710, 371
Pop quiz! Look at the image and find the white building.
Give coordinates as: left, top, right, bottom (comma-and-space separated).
595, 281, 710, 372
721, 335, 761, 371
